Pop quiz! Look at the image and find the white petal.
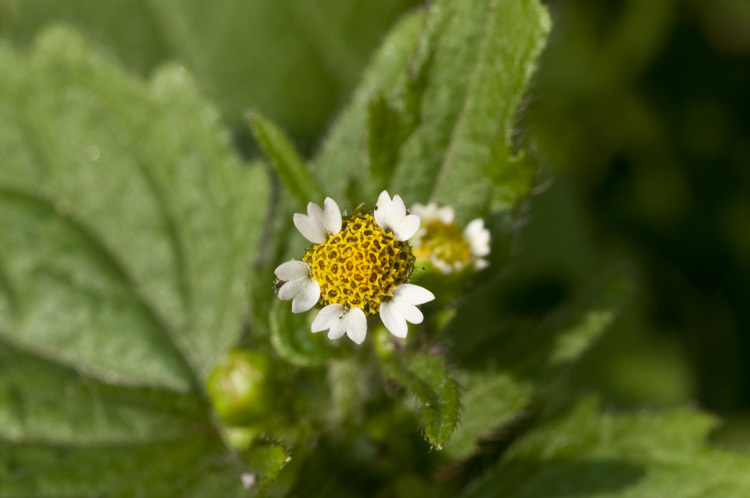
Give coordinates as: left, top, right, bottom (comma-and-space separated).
345, 307, 367, 344
411, 202, 453, 225
293, 213, 327, 244
311, 303, 345, 332
322, 197, 342, 236
431, 256, 453, 274
392, 213, 420, 241
474, 258, 490, 270
380, 301, 408, 338
278, 277, 307, 301
328, 311, 348, 340
274, 260, 310, 281
392, 283, 435, 305
464, 218, 490, 257
291, 279, 320, 313
390, 194, 407, 217
375, 190, 406, 234
374, 190, 397, 231
376, 190, 392, 209
436, 205, 455, 224
464, 218, 484, 237
306, 202, 330, 235
278, 275, 320, 313
375, 191, 418, 241
392, 298, 424, 324
307, 201, 323, 217
293, 199, 343, 244
410, 203, 429, 218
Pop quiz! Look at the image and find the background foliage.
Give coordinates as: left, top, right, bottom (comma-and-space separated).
1, 0, 749, 496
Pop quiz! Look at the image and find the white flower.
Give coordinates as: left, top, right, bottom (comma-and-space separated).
293, 197, 342, 244
274, 260, 320, 313
274, 191, 435, 344
410, 202, 491, 272
379, 284, 436, 338
375, 191, 421, 241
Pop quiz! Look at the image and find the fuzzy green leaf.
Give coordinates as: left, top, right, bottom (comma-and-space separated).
311, 10, 424, 203
382, 352, 460, 449
313, 0, 549, 220
0, 27, 267, 494
390, 0, 551, 221
367, 94, 407, 189
440, 267, 634, 458
464, 398, 750, 498
0, 435, 248, 497
444, 370, 533, 460
245, 442, 291, 493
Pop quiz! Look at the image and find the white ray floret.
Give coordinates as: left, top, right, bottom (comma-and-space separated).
464, 218, 490, 257
311, 303, 368, 344
379, 284, 435, 339
411, 202, 455, 225
274, 260, 320, 313
293, 197, 343, 244
374, 190, 420, 241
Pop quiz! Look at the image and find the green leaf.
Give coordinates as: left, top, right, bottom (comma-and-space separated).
248, 111, 323, 205
364, 55, 430, 195
444, 370, 533, 460
0, 27, 268, 494
367, 94, 406, 189
389, 0, 551, 221
312, 0, 550, 219
0, 0, 421, 139
245, 442, 291, 493
0, 431, 249, 497
311, 9, 424, 203
463, 398, 750, 498
0, 341, 207, 445
523, 267, 635, 382
438, 267, 634, 458
269, 300, 337, 368
381, 352, 460, 449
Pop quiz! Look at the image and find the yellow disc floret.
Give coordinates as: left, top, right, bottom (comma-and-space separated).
303, 212, 414, 315
413, 220, 472, 269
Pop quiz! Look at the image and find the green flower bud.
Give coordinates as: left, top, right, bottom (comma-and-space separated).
207, 349, 273, 426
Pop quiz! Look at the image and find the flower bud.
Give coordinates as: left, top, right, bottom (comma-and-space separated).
207, 349, 273, 426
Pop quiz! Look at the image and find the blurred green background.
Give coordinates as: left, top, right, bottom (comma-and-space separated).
2, 0, 749, 443
527, 0, 750, 418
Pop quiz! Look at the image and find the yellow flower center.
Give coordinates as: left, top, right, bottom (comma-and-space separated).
413, 221, 472, 269
303, 213, 414, 315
